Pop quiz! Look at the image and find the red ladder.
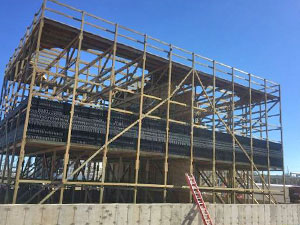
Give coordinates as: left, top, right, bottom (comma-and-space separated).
185, 173, 214, 225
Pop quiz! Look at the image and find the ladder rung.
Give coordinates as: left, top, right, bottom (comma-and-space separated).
186, 173, 213, 225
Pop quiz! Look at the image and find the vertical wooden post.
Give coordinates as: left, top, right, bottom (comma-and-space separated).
245, 107, 248, 136
262, 171, 265, 203
246, 170, 250, 203
264, 79, 271, 203
59, 11, 85, 204
1, 78, 13, 184
1, 122, 9, 183
163, 44, 172, 203
231, 67, 236, 203
0, 72, 8, 121
6, 62, 22, 189
249, 73, 254, 203
278, 85, 286, 203
133, 34, 147, 204
12, 0, 47, 204
259, 104, 264, 201
145, 159, 150, 202
259, 104, 263, 139
212, 60, 216, 203
100, 23, 118, 203
189, 53, 195, 203
116, 157, 123, 202
0, 60, 17, 185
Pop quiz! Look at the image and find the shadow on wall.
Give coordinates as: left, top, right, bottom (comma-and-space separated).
181, 204, 198, 225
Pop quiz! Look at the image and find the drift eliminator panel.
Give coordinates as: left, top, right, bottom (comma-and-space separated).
0, 97, 283, 168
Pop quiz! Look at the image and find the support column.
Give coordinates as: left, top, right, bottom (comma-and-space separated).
212, 60, 216, 203
144, 159, 150, 202
1, 121, 10, 184
163, 44, 172, 203
278, 85, 286, 203
189, 53, 195, 203
116, 157, 123, 202
264, 79, 271, 203
6, 62, 24, 197
59, 11, 85, 204
262, 171, 265, 203
99, 24, 119, 203
12, 0, 47, 204
249, 73, 254, 203
133, 34, 147, 204
231, 67, 236, 203
247, 170, 250, 203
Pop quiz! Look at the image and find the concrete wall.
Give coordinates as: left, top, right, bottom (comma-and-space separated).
0, 204, 299, 225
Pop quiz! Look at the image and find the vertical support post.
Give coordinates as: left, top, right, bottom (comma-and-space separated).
0, 71, 8, 121
50, 151, 56, 203
227, 170, 231, 203
248, 73, 254, 203
231, 67, 236, 203
262, 171, 265, 203
264, 79, 271, 203
116, 157, 123, 202
1, 121, 9, 183
212, 60, 216, 203
189, 53, 195, 203
6, 62, 24, 192
12, 0, 47, 204
0, 58, 19, 185
278, 85, 286, 203
133, 34, 147, 204
1, 67, 17, 185
242, 171, 245, 202
59, 11, 85, 204
50, 151, 56, 181
163, 44, 172, 203
246, 170, 250, 203
99, 24, 118, 203
259, 104, 263, 139
145, 159, 150, 202
84, 162, 91, 203
245, 107, 248, 136
259, 104, 264, 201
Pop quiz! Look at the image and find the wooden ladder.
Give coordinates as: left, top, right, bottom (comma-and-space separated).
185, 173, 214, 225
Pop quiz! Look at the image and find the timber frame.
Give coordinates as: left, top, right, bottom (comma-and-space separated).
0, 0, 285, 204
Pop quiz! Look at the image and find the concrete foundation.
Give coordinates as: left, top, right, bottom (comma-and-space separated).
0, 204, 299, 225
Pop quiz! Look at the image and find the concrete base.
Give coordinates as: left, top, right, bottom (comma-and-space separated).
0, 204, 299, 225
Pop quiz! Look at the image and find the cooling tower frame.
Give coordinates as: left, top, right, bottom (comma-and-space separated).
0, 0, 285, 204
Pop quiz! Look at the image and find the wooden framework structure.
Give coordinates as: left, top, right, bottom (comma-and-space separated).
0, 0, 285, 204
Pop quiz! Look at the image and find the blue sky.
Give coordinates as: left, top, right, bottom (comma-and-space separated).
0, 0, 299, 172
